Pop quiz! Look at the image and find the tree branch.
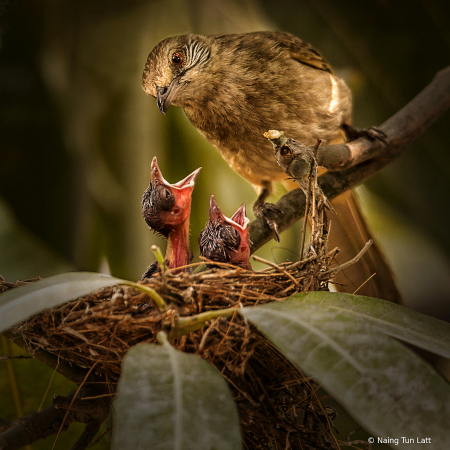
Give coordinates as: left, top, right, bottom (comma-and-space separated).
250, 66, 450, 251
1, 333, 112, 449
317, 66, 450, 171
0, 388, 110, 450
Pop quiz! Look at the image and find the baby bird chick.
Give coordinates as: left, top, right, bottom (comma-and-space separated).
141, 157, 201, 278
199, 195, 251, 270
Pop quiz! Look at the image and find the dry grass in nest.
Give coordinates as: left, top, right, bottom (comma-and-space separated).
2, 250, 345, 450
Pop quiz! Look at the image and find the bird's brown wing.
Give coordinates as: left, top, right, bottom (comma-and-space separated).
262, 31, 333, 73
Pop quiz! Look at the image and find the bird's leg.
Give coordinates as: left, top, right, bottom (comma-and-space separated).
342, 123, 388, 145
253, 181, 284, 242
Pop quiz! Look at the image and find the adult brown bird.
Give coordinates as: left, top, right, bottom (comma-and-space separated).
141, 157, 201, 278
199, 195, 251, 270
142, 31, 400, 302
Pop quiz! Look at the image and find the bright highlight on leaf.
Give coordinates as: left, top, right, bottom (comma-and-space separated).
240, 292, 450, 450
113, 337, 242, 450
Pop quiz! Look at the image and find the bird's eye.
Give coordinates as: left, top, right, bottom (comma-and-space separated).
232, 227, 241, 248
158, 186, 175, 211
224, 226, 240, 249
171, 52, 183, 65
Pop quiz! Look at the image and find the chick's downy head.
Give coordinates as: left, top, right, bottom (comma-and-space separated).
199, 195, 251, 269
142, 157, 201, 237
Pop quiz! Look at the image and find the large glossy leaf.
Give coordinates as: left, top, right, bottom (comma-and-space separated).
240, 292, 450, 450
297, 291, 450, 358
0, 272, 126, 333
113, 338, 242, 450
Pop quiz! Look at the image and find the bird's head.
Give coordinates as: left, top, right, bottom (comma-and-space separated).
142, 34, 212, 114
199, 195, 251, 269
142, 157, 201, 237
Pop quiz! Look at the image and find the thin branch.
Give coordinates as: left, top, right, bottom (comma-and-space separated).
38, 358, 60, 411
250, 66, 450, 251
52, 362, 98, 450
0, 355, 33, 361
0, 405, 69, 450
352, 273, 377, 295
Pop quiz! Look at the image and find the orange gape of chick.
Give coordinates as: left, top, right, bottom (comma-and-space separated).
142, 31, 400, 302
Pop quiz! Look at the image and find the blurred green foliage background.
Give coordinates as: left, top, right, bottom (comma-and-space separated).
1, 0, 450, 447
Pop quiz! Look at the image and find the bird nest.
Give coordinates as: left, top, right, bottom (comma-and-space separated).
2, 247, 353, 450
1, 163, 372, 449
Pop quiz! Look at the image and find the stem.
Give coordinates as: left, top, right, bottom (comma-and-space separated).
156, 331, 168, 344
171, 307, 237, 338
151, 245, 167, 272
122, 281, 167, 311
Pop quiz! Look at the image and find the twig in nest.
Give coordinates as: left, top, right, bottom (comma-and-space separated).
353, 273, 377, 295
320, 240, 373, 279
252, 255, 300, 288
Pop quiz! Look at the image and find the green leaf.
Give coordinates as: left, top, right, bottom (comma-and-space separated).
240, 292, 450, 450
0, 272, 126, 333
113, 337, 242, 450
297, 291, 450, 359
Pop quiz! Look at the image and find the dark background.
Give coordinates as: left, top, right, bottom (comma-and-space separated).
1, 1, 450, 448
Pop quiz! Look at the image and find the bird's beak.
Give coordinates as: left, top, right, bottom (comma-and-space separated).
209, 195, 227, 223
230, 203, 249, 231
173, 167, 202, 190
209, 197, 249, 231
151, 157, 169, 185
156, 78, 181, 115
151, 156, 201, 200
171, 167, 202, 209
